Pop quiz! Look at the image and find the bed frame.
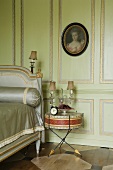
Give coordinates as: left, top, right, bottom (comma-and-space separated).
0, 65, 44, 162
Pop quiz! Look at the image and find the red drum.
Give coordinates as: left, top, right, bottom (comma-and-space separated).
45, 112, 83, 129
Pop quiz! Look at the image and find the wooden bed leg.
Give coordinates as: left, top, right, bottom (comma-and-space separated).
36, 140, 40, 156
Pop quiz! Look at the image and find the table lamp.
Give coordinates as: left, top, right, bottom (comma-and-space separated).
67, 81, 74, 98
49, 81, 56, 97
29, 51, 37, 73
49, 81, 56, 106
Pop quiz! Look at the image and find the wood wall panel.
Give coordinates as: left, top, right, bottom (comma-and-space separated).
100, 99, 113, 136
0, 0, 15, 65
0, 0, 113, 147
58, 0, 94, 84
73, 99, 94, 134
100, 0, 113, 83
21, 0, 53, 82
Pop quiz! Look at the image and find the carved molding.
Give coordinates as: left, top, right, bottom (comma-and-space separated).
49, 0, 53, 81
74, 99, 94, 134
12, 0, 16, 65
100, 99, 113, 136
20, 0, 53, 81
58, 0, 95, 84
20, 0, 24, 67
100, 0, 113, 83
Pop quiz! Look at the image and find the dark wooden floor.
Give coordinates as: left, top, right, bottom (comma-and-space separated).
0, 142, 113, 170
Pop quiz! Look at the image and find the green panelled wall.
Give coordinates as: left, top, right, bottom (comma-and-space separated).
0, 0, 113, 148
0, 0, 12, 64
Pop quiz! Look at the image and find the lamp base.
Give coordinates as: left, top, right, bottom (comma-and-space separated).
30, 61, 35, 73
30, 66, 34, 73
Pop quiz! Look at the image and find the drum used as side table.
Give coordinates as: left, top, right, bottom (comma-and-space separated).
45, 112, 83, 156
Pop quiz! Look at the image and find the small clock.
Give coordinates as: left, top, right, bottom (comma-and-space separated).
50, 106, 58, 115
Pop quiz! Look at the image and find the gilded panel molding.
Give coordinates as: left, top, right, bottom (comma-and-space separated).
58, 0, 95, 84
20, 0, 53, 81
49, 0, 53, 81
0, 65, 38, 85
44, 88, 113, 95
100, 0, 113, 83
20, 0, 24, 67
91, 0, 95, 84
100, 99, 113, 136
100, 0, 105, 83
12, 0, 16, 65
74, 99, 94, 134
77, 89, 113, 95
42, 0, 53, 83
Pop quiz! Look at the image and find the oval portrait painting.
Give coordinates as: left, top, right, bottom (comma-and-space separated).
61, 22, 89, 56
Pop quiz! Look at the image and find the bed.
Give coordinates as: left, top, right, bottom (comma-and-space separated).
0, 65, 44, 162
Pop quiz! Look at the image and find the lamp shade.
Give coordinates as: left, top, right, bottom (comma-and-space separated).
49, 81, 56, 91
67, 81, 74, 90
29, 51, 37, 60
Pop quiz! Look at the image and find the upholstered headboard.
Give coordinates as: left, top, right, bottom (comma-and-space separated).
0, 65, 41, 88
0, 65, 43, 119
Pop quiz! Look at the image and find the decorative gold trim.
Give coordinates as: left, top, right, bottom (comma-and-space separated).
100, 0, 105, 83
75, 99, 94, 134
20, 0, 51, 81
0, 66, 37, 79
20, 0, 24, 66
0, 132, 40, 161
38, 0, 53, 83
49, 0, 53, 80
100, 0, 113, 83
0, 73, 32, 85
75, 89, 113, 94
58, 0, 95, 84
49, 149, 54, 156
0, 126, 44, 149
100, 99, 103, 135
100, 99, 113, 136
44, 88, 113, 95
91, 0, 95, 84
45, 123, 82, 129
12, 0, 16, 65
36, 69, 43, 78
58, 0, 62, 83
1, 132, 39, 154
23, 87, 29, 104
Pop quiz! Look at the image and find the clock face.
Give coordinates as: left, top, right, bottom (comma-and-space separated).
50, 106, 58, 115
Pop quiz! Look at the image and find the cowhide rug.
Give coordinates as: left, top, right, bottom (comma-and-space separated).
31, 154, 91, 170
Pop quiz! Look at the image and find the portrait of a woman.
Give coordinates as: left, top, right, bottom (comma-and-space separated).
66, 27, 85, 54
62, 23, 89, 56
